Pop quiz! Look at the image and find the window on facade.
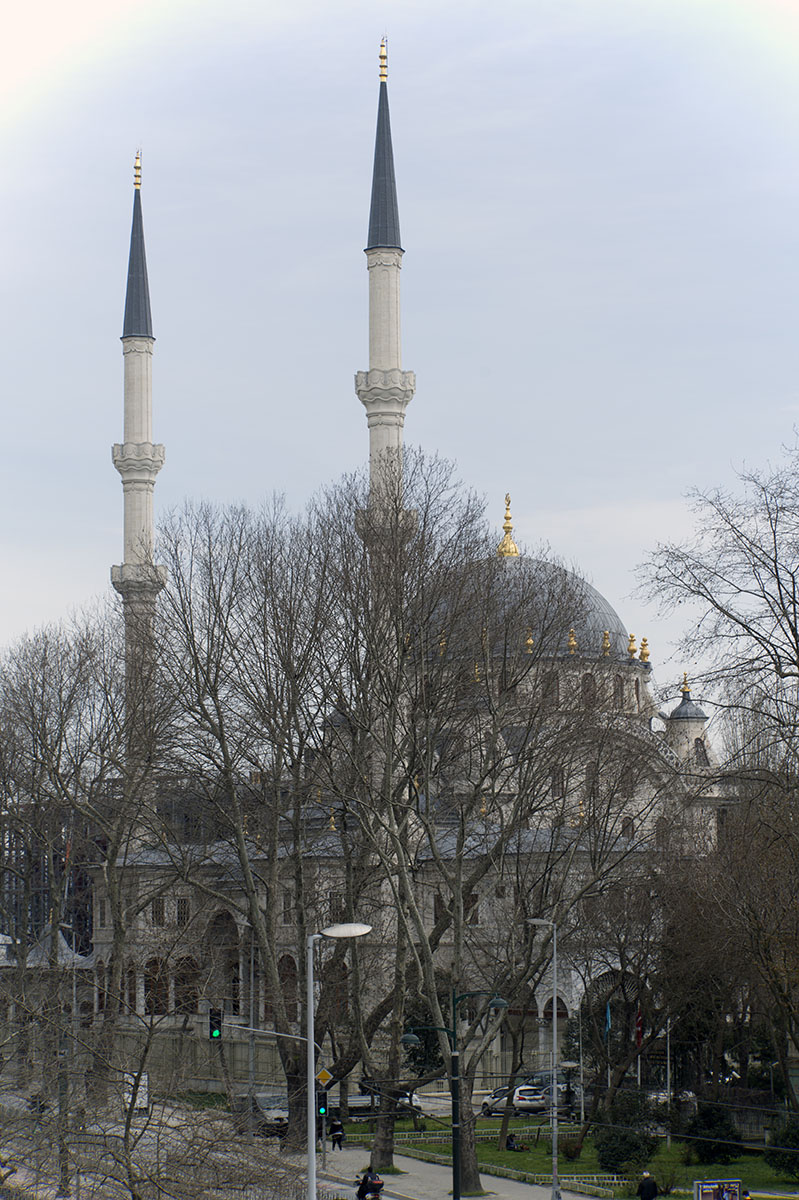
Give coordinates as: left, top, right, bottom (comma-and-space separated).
96, 897, 106, 929
328, 892, 346, 924
144, 958, 169, 1015
542, 671, 560, 709
126, 964, 137, 1014
613, 676, 624, 709
174, 958, 200, 1014
464, 892, 480, 926
634, 678, 641, 711
551, 766, 565, 799
621, 817, 635, 840
586, 765, 599, 801
176, 897, 190, 927
655, 817, 670, 851
278, 954, 298, 1022
581, 674, 597, 707
151, 897, 165, 927
281, 888, 294, 926
96, 960, 105, 1013
694, 738, 709, 766
433, 893, 448, 924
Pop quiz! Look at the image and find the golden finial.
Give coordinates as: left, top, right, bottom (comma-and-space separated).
497, 493, 520, 558
627, 634, 637, 659
568, 628, 577, 655
379, 37, 388, 82
480, 795, 487, 816
328, 810, 337, 832
439, 630, 447, 658
525, 627, 534, 655
601, 630, 611, 657
134, 150, 142, 190
474, 661, 481, 683
639, 638, 650, 663
682, 671, 690, 693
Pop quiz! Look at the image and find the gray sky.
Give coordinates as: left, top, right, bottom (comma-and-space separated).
3, 0, 799, 697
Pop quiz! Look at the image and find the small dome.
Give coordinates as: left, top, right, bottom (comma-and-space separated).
669, 689, 708, 722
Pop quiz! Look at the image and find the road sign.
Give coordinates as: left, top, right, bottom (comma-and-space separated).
316, 1068, 333, 1087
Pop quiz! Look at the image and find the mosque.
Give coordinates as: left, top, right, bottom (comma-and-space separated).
60, 42, 731, 1099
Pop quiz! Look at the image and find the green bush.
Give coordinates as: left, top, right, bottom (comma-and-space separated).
764, 1115, 799, 1181
683, 1103, 742, 1165
593, 1091, 660, 1174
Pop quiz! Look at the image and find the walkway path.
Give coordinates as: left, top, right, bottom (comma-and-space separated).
319, 1144, 585, 1200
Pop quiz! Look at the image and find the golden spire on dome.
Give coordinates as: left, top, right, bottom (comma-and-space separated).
639, 638, 650, 663
682, 671, 690, 693
568, 628, 577, 655
134, 150, 142, 190
628, 634, 637, 658
525, 627, 534, 654
601, 630, 611, 657
379, 36, 388, 81
496, 493, 520, 558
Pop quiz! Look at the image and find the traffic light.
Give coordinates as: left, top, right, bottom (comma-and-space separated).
317, 1088, 328, 1117
209, 1008, 223, 1040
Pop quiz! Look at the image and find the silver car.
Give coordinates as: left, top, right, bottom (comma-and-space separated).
481, 1084, 547, 1115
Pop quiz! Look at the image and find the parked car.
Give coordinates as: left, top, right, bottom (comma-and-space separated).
232, 1091, 289, 1138
331, 1089, 421, 1120
480, 1084, 547, 1116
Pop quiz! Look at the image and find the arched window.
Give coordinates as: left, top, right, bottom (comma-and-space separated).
621, 816, 635, 841
613, 676, 624, 709
694, 738, 709, 766
278, 954, 298, 1022
542, 671, 559, 709
174, 958, 200, 1014
551, 766, 565, 799
655, 817, 670, 852
542, 996, 569, 1022
634, 678, 641, 711
581, 674, 597, 707
144, 958, 169, 1016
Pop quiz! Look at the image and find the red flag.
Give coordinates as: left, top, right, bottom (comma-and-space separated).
635, 1007, 643, 1048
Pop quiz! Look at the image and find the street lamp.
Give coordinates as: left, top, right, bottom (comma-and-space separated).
306, 922, 371, 1200
401, 988, 508, 1200
529, 917, 562, 1200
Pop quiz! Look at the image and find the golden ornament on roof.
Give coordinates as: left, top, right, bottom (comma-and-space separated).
628, 634, 637, 658
639, 638, 650, 663
134, 150, 142, 190
601, 630, 611, 657
496, 493, 520, 558
568, 628, 577, 655
379, 36, 388, 81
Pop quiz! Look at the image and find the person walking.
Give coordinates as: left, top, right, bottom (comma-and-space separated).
638, 1171, 658, 1200
328, 1115, 345, 1150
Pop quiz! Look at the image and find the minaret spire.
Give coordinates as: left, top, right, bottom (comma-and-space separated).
355, 39, 415, 505
112, 152, 166, 621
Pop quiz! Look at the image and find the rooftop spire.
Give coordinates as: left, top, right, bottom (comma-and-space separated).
366, 38, 401, 250
497, 494, 520, 558
122, 151, 153, 339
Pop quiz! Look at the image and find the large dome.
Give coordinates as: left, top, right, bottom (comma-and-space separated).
500, 556, 629, 662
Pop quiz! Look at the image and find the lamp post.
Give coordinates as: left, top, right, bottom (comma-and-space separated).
529, 917, 561, 1200
306, 922, 371, 1200
402, 989, 508, 1200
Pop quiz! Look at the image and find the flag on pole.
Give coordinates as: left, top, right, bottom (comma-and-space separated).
604, 1001, 611, 1042
635, 1007, 643, 1048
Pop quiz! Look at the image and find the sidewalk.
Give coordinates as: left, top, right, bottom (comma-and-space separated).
319, 1143, 585, 1200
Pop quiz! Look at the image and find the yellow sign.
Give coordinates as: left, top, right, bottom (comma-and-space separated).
316, 1068, 333, 1087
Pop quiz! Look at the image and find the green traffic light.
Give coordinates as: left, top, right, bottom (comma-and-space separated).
211, 1029, 220, 1038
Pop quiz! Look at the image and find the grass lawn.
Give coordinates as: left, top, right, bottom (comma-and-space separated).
386, 1121, 799, 1195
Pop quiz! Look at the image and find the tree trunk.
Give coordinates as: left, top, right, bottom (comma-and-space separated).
459, 1073, 482, 1196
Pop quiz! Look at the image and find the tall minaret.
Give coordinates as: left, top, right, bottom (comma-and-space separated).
111, 154, 166, 681
355, 39, 416, 504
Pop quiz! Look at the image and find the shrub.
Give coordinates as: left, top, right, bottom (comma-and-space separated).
765, 1115, 799, 1181
560, 1139, 582, 1161
593, 1091, 660, 1174
682, 1103, 742, 1165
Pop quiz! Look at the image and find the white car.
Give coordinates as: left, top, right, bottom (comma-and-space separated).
481, 1085, 547, 1115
